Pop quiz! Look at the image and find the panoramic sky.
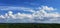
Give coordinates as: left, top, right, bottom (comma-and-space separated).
0, 0, 60, 23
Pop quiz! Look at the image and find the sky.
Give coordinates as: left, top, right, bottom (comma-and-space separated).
0, 0, 60, 23
0, 0, 60, 7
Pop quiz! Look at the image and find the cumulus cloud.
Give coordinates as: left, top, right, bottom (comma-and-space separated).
0, 6, 60, 23
41, 6, 55, 11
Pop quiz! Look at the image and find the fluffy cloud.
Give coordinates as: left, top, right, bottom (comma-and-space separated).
0, 6, 60, 23
41, 6, 55, 11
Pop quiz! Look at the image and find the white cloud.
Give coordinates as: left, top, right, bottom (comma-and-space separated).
41, 6, 55, 11
0, 15, 5, 19
0, 11, 33, 19
0, 6, 60, 23
0, 6, 35, 13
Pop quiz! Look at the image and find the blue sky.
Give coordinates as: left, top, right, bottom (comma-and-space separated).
0, 0, 60, 7
0, 0, 60, 12
0, 0, 60, 23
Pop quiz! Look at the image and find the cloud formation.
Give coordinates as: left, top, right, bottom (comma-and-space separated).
0, 6, 35, 13
0, 6, 60, 23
